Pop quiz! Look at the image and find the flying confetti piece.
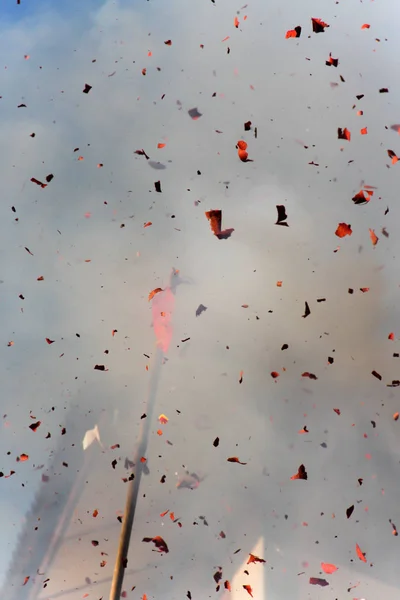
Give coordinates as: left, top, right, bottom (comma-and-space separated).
188, 107, 202, 120
195, 304, 207, 316
205, 210, 234, 239
275, 205, 289, 226
326, 53, 338, 67
243, 585, 253, 597
31, 177, 47, 188
158, 414, 168, 424
356, 543, 367, 563
352, 189, 373, 204
291, 464, 308, 480
335, 223, 352, 238
309, 578, 329, 587
369, 229, 379, 246
247, 554, 266, 564
302, 372, 318, 380
236, 139, 253, 162
311, 18, 329, 33
29, 421, 41, 432
142, 535, 169, 553
338, 127, 351, 141
286, 26, 301, 38
227, 456, 247, 465
83, 83, 92, 94
82, 424, 102, 450
321, 563, 338, 574
135, 149, 150, 160
148, 288, 163, 302
302, 302, 311, 318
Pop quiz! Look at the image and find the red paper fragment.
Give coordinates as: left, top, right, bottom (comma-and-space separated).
29, 421, 41, 432
353, 189, 373, 204
311, 18, 329, 33
338, 127, 351, 141
326, 53, 338, 67
142, 535, 169, 553
321, 562, 338, 574
286, 26, 301, 39
243, 585, 253, 597
302, 372, 318, 380
247, 554, 266, 564
291, 464, 307, 480
356, 543, 367, 562
309, 577, 329, 587
205, 210, 234, 239
227, 456, 247, 465
369, 229, 378, 246
31, 177, 47, 188
148, 288, 163, 302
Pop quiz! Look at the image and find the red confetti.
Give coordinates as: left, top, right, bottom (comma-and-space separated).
142, 535, 169, 553
321, 562, 338, 574
227, 456, 247, 465
356, 543, 367, 563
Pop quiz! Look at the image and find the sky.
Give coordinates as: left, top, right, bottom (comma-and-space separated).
1, 0, 400, 599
